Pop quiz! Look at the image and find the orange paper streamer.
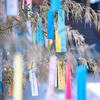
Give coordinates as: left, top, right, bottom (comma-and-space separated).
9, 86, 13, 96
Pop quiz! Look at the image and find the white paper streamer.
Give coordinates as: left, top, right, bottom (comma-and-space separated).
6, 0, 18, 16
30, 68, 38, 96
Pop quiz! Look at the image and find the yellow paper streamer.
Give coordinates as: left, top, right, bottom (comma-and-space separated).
55, 30, 61, 52
13, 53, 23, 100
58, 61, 65, 90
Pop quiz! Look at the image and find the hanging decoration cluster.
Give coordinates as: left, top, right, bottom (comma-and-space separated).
0, 0, 100, 99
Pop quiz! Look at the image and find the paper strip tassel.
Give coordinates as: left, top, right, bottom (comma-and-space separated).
30, 69, 38, 96
13, 53, 23, 100
65, 59, 72, 99
58, 9, 66, 52
5, 0, 18, 16
50, 0, 60, 12
47, 11, 54, 39
58, 61, 65, 90
55, 30, 61, 52
76, 65, 87, 100
37, 18, 43, 46
45, 56, 57, 100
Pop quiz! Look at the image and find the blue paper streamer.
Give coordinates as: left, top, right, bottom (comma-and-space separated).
50, 0, 60, 12
5, 0, 7, 14
76, 65, 87, 100
58, 9, 66, 52
47, 11, 54, 39
37, 18, 43, 46
16, 27, 24, 55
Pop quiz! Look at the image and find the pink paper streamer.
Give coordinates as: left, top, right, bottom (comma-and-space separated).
45, 56, 57, 100
22, 0, 24, 9
27, 0, 32, 8
65, 58, 72, 99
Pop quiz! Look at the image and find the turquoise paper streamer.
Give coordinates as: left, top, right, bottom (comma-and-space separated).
47, 11, 54, 39
37, 18, 43, 46
2, 0, 5, 3
32, 32, 36, 45
58, 9, 66, 52
76, 66, 87, 100
50, 0, 60, 12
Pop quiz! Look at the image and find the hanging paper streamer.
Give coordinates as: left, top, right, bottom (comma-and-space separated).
0, 45, 2, 93
29, 63, 32, 81
26, 0, 32, 49
37, 18, 43, 46
55, 30, 61, 52
2, 0, 5, 3
27, 0, 32, 17
45, 56, 57, 100
5, 0, 18, 16
32, 32, 36, 45
27, 20, 32, 42
58, 61, 65, 90
13, 53, 23, 100
58, 9, 66, 52
30, 68, 38, 96
5, 0, 7, 15
55, 61, 57, 87
9, 86, 13, 96
22, 0, 24, 9
65, 59, 72, 99
76, 66, 87, 100
50, 0, 60, 12
27, 0, 32, 8
17, 27, 24, 55
0, 0, 3, 18
47, 11, 54, 39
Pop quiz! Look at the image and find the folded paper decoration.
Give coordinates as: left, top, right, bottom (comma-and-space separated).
37, 18, 43, 46
47, 11, 54, 39
58, 9, 66, 52
45, 56, 57, 100
13, 53, 23, 100
55, 30, 61, 52
5, 0, 18, 16
58, 61, 65, 90
76, 65, 87, 100
65, 58, 72, 99
50, 0, 60, 12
